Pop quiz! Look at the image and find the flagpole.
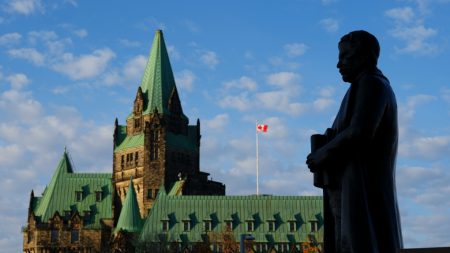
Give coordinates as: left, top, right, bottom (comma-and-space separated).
256, 121, 259, 196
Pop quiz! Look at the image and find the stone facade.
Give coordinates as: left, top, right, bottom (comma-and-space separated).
23, 212, 112, 253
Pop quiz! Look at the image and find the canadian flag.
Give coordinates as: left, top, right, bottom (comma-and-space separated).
256, 124, 268, 133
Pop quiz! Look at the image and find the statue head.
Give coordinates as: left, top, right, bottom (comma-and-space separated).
337, 30, 380, 83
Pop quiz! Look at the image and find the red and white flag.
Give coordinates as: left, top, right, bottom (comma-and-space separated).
256, 124, 268, 133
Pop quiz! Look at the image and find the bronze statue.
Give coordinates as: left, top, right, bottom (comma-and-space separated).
306, 30, 403, 253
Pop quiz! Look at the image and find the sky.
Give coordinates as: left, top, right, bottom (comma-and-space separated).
0, 0, 449, 251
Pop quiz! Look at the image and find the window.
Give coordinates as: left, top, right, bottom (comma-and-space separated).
135, 152, 139, 166
27, 231, 33, 243
150, 130, 158, 161
225, 220, 233, 230
268, 220, 275, 232
51, 230, 59, 243
289, 221, 296, 232
134, 119, 140, 129
147, 189, 153, 199
246, 221, 254, 232
310, 220, 318, 233
75, 191, 82, 202
204, 220, 212, 231
95, 191, 102, 202
183, 220, 190, 231
162, 220, 169, 232
71, 230, 79, 243
280, 243, 288, 252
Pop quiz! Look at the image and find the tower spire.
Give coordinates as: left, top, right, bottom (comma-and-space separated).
139, 30, 186, 120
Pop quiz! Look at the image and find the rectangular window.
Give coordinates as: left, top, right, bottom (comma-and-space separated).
162, 220, 169, 232
289, 221, 296, 232
147, 189, 153, 199
225, 220, 233, 230
246, 221, 254, 232
268, 221, 275, 232
75, 191, 82, 201
71, 230, 79, 243
204, 220, 212, 231
96, 191, 102, 202
310, 221, 318, 232
281, 243, 288, 252
51, 230, 59, 243
183, 220, 190, 231
135, 152, 139, 166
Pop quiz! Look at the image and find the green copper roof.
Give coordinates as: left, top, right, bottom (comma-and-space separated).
139, 30, 186, 119
139, 192, 324, 243
115, 179, 143, 233
114, 132, 144, 152
33, 150, 113, 229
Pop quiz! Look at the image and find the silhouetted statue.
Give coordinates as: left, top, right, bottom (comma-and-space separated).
306, 30, 403, 253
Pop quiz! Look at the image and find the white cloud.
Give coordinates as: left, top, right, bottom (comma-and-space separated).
223, 76, 257, 91
0, 32, 22, 46
319, 18, 339, 33
266, 72, 300, 88
6, 73, 30, 90
318, 86, 335, 97
200, 50, 219, 69
385, 7, 415, 23
218, 92, 252, 111
313, 98, 335, 111
175, 70, 196, 91
123, 55, 146, 81
6, 0, 43, 15
73, 29, 88, 38
218, 72, 306, 116
167, 45, 180, 60
204, 114, 229, 132
119, 39, 141, 48
284, 43, 308, 57
52, 48, 115, 80
7, 48, 45, 65
390, 24, 438, 55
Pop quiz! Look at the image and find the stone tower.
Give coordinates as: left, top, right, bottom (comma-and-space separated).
112, 30, 225, 219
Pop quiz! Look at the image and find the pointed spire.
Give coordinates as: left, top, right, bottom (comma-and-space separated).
34, 149, 74, 219
115, 178, 143, 233
139, 30, 186, 119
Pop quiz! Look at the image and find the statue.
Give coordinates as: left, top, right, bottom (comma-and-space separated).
306, 30, 403, 253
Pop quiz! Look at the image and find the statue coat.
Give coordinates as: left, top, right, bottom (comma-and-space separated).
315, 68, 403, 253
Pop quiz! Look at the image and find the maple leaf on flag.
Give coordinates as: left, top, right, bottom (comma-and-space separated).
256, 124, 268, 133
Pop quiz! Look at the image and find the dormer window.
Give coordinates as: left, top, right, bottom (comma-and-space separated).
95, 191, 102, 202
204, 220, 212, 232
289, 220, 297, 232
183, 220, 190, 232
246, 220, 254, 232
75, 191, 82, 202
268, 220, 275, 232
225, 220, 233, 230
310, 220, 318, 232
162, 220, 169, 232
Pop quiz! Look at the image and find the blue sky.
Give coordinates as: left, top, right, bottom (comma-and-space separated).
1, 0, 450, 251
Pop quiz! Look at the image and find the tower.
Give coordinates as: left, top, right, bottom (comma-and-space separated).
112, 30, 225, 219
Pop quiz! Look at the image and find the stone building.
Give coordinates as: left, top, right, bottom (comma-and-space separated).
23, 30, 323, 253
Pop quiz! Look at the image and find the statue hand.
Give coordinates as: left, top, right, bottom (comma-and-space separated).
306, 148, 327, 172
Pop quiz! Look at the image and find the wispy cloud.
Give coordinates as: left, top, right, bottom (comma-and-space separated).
8, 48, 45, 65
0, 32, 22, 46
5, 0, 44, 15
284, 43, 308, 57
319, 18, 339, 33
52, 48, 116, 80
385, 4, 439, 55
200, 50, 219, 69
175, 69, 196, 91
